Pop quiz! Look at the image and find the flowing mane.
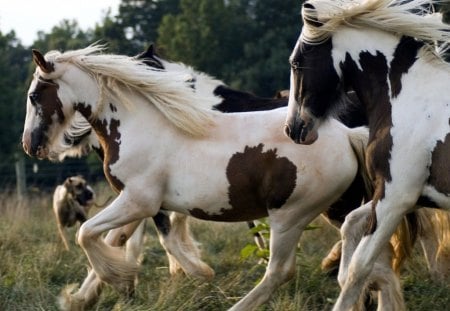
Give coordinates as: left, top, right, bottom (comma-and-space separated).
44, 45, 217, 137
301, 0, 450, 45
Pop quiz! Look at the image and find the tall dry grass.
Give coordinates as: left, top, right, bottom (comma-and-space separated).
0, 184, 449, 310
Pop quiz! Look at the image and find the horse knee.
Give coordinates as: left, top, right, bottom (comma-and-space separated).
77, 222, 95, 248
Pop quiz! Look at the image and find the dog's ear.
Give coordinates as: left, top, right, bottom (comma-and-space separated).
63, 177, 76, 194
64, 177, 73, 187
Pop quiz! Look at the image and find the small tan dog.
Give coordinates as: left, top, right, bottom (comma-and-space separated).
53, 176, 95, 250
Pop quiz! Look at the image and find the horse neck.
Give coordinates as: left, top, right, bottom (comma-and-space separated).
74, 85, 170, 151
333, 27, 417, 129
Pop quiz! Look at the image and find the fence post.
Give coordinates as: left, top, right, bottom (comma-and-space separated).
15, 153, 26, 200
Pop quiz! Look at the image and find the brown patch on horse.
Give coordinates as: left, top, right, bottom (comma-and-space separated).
213, 86, 287, 112
342, 51, 394, 235
74, 103, 124, 192
190, 144, 297, 221
26, 79, 65, 155
323, 173, 368, 225
389, 36, 423, 98
34, 79, 65, 124
428, 131, 450, 195
109, 103, 118, 113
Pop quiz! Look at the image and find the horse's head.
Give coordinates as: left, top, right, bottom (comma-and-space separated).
22, 49, 96, 160
286, 0, 450, 145
285, 2, 342, 145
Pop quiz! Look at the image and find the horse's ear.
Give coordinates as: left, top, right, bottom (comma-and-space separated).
147, 43, 160, 57
147, 44, 155, 56
137, 44, 155, 60
302, 2, 323, 27
32, 49, 54, 73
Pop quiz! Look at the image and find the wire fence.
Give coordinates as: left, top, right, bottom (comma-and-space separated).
0, 155, 105, 195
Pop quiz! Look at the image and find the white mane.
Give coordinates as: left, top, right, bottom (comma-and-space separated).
156, 57, 225, 108
301, 0, 450, 45
44, 45, 218, 137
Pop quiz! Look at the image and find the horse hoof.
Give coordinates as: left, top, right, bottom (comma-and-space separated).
58, 284, 85, 311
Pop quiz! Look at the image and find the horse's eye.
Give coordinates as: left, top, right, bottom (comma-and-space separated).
29, 92, 39, 105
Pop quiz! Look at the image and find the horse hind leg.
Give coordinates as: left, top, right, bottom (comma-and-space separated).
155, 212, 214, 280
229, 217, 305, 311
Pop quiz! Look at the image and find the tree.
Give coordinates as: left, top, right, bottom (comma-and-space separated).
89, 9, 140, 55
32, 20, 90, 52
0, 31, 30, 185
117, 0, 181, 47
157, 0, 302, 96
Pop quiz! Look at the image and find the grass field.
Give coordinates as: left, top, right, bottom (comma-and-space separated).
0, 183, 449, 310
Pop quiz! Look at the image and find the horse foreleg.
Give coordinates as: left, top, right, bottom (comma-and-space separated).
59, 220, 143, 311
229, 219, 304, 311
338, 202, 405, 311
77, 192, 155, 294
371, 250, 405, 311
334, 199, 411, 311
154, 212, 214, 280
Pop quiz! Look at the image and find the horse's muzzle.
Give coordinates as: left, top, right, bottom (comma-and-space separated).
22, 130, 33, 156
284, 117, 318, 145
22, 130, 49, 158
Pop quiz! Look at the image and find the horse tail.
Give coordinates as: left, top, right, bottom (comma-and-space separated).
434, 209, 450, 252
347, 126, 373, 199
415, 208, 450, 278
390, 212, 420, 274
432, 209, 450, 278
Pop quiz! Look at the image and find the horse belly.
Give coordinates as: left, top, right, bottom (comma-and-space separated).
163, 185, 269, 222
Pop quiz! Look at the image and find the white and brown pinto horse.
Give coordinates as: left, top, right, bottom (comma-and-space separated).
285, 0, 450, 310
22, 45, 370, 310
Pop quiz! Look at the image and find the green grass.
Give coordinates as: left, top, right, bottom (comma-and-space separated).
0, 186, 449, 310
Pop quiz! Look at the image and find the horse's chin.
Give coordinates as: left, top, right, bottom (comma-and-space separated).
47, 150, 63, 162
36, 146, 50, 160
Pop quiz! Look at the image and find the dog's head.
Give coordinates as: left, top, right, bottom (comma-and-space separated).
63, 175, 95, 206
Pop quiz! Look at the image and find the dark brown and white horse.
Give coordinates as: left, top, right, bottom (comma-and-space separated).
285, 0, 450, 309
22, 45, 371, 310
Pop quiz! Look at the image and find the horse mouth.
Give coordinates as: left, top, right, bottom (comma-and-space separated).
298, 127, 318, 145
284, 119, 319, 145
35, 145, 49, 159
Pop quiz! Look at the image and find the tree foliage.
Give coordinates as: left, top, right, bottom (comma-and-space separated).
157, 0, 301, 96
0, 31, 29, 185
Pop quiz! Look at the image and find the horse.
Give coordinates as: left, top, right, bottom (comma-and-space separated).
284, 0, 450, 309
21, 44, 373, 311
53, 175, 95, 250
56, 45, 400, 310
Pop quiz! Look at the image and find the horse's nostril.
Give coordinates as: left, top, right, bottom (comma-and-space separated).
284, 124, 291, 138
